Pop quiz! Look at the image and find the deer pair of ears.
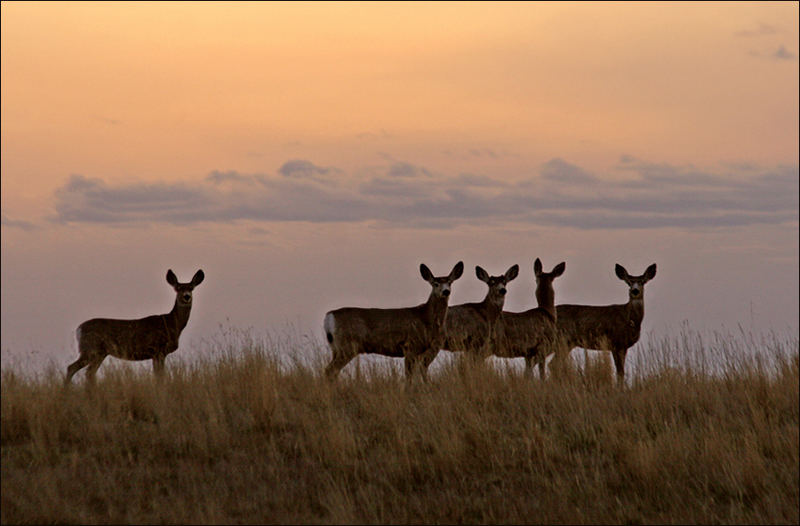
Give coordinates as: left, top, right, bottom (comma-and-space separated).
476, 264, 519, 283
533, 258, 566, 278
420, 261, 464, 282
615, 263, 657, 281
166, 269, 205, 287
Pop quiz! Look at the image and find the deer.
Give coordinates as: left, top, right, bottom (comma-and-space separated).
553, 263, 657, 384
490, 258, 566, 378
64, 269, 205, 385
323, 261, 464, 381
439, 264, 519, 366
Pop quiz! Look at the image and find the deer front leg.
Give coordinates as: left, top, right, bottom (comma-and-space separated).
404, 346, 429, 383
419, 347, 440, 380
612, 348, 627, 386
153, 354, 166, 379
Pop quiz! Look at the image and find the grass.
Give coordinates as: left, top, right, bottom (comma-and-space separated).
1, 328, 798, 524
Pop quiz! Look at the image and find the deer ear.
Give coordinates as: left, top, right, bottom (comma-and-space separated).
475, 266, 490, 283
533, 258, 543, 277
644, 263, 657, 281
505, 264, 519, 282
420, 264, 434, 282
166, 269, 178, 286
615, 264, 628, 281
552, 262, 566, 277
191, 269, 205, 286
449, 261, 464, 281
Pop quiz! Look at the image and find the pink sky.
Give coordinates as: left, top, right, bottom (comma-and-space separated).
2, 2, 798, 372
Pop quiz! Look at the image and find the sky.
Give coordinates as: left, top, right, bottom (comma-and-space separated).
2, 2, 798, 373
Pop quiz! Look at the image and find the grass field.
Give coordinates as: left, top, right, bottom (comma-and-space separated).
2, 328, 798, 524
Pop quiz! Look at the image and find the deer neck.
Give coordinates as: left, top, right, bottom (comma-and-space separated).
168, 300, 192, 333
535, 283, 556, 320
423, 292, 449, 327
481, 293, 504, 320
626, 295, 645, 324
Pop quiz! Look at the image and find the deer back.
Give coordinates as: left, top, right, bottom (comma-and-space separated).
556, 303, 643, 351
77, 313, 182, 361
492, 307, 557, 358
327, 303, 443, 357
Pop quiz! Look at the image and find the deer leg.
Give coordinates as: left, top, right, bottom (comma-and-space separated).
153, 355, 166, 379
404, 351, 426, 382
611, 348, 627, 385
84, 355, 106, 386
64, 355, 90, 386
404, 354, 416, 380
537, 354, 546, 380
325, 344, 355, 379
524, 356, 534, 379
418, 348, 439, 381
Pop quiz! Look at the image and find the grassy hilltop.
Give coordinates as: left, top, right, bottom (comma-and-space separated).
2, 330, 798, 524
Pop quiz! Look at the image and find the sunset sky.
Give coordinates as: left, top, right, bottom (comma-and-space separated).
2, 2, 798, 372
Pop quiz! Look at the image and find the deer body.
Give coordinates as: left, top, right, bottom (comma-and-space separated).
441, 264, 519, 360
65, 269, 204, 385
491, 259, 565, 378
556, 302, 644, 353
554, 263, 656, 383
324, 262, 464, 380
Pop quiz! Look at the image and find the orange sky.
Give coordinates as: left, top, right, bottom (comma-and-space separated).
1, 2, 798, 372
3, 2, 797, 202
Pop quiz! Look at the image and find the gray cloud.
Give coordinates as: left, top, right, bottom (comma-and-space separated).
1, 213, 37, 231
387, 161, 432, 178
773, 45, 797, 61
735, 23, 778, 38
54, 174, 211, 224
540, 158, 599, 184
206, 170, 259, 185
278, 159, 338, 179
50, 158, 799, 231
748, 45, 798, 61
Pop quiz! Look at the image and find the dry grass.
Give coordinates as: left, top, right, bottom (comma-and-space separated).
2, 329, 798, 525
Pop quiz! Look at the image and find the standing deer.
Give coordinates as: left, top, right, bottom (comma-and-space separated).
491, 258, 566, 378
323, 261, 464, 381
554, 263, 657, 384
440, 264, 519, 365
65, 269, 205, 385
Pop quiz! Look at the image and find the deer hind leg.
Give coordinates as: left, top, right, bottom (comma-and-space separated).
524, 355, 535, 379
324, 342, 356, 379
64, 355, 90, 386
84, 355, 106, 386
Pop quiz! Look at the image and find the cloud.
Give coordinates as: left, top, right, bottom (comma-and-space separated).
772, 45, 797, 61
468, 148, 500, 159
206, 170, 258, 185
1, 213, 37, 231
734, 23, 778, 38
748, 45, 798, 61
278, 159, 338, 179
387, 161, 432, 178
50, 158, 799, 231
453, 173, 507, 187
53, 174, 211, 224
540, 158, 599, 184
